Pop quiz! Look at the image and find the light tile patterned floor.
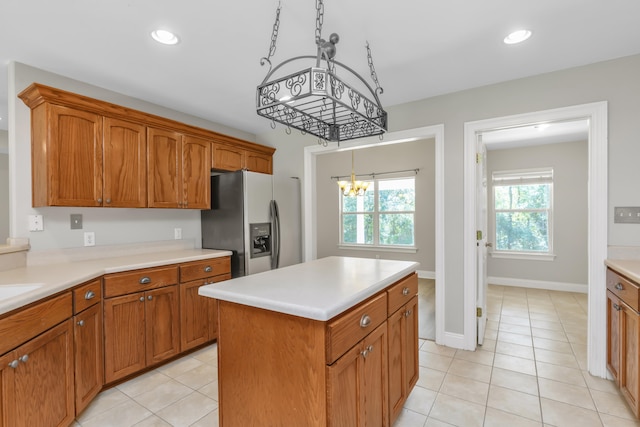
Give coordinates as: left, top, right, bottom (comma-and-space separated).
73, 285, 640, 426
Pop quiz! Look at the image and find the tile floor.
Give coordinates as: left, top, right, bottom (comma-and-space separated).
72, 285, 640, 426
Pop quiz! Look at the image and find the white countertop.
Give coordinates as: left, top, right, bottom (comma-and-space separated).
0, 249, 232, 316
198, 256, 419, 321
605, 259, 640, 283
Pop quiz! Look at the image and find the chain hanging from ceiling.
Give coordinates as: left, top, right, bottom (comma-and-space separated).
256, 0, 388, 145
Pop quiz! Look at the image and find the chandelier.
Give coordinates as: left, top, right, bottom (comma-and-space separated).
337, 151, 369, 196
256, 0, 387, 144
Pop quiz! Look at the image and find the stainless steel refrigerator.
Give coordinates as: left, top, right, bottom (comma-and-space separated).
201, 170, 302, 277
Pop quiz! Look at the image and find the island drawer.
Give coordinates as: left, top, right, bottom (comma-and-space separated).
387, 273, 418, 315
180, 257, 231, 283
73, 278, 102, 313
326, 292, 387, 364
103, 265, 179, 298
607, 268, 639, 312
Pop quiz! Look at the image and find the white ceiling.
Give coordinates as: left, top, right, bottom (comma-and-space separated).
1, 0, 640, 136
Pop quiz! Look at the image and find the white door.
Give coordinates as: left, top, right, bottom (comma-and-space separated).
476, 140, 489, 345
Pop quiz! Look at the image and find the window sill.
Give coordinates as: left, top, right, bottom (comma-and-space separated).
490, 251, 556, 261
338, 245, 418, 254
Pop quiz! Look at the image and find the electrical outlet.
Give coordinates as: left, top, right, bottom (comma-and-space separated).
28, 214, 44, 231
84, 232, 95, 247
174, 228, 182, 240
70, 214, 83, 229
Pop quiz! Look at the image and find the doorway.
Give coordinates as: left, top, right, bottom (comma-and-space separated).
463, 102, 608, 378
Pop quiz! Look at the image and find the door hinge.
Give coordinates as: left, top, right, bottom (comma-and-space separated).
477, 307, 483, 318
476, 153, 482, 164
476, 230, 482, 240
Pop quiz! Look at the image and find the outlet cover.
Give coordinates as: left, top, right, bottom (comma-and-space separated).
28, 214, 44, 232
614, 207, 640, 224
174, 228, 182, 240
70, 214, 83, 229
84, 232, 95, 247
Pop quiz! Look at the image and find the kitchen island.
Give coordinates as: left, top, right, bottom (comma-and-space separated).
199, 256, 420, 426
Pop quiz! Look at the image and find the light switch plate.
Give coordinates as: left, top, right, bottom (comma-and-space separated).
70, 214, 83, 229
614, 207, 640, 224
28, 214, 44, 231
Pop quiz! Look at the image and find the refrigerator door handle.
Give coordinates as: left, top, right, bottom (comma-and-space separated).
270, 200, 281, 269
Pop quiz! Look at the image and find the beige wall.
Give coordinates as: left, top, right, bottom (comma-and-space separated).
486, 140, 588, 286
315, 139, 435, 272
258, 54, 640, 335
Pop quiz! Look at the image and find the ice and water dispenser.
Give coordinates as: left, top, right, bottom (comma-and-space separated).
249, 223, 271, 258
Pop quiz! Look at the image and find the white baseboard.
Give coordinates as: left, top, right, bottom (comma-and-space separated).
488, 276, 588, 294
417, 270, 435, 280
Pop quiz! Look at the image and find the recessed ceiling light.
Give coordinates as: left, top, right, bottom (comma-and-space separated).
503, 29, 532, 45
151, 29, 179, 45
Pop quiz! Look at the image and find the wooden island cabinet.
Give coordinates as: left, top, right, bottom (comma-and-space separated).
200, 257, 419, 427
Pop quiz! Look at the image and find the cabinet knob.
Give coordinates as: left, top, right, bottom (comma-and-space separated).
19, 354, 29, 363
359, 314, 371, 328
204, 266, 213, 273
402, 287, 410, 296
139, 276, 152, 285
84, 290, 96, 300
615, 283, 624, 291
404, 309, 412, 317
77, 320, 85, 327
97, 198, 103, 203
361, 345, 374, 358
106, 198, 112, 204
147, 295, 153, 301
8, 360, 18, 369
613, 303, 621, 311
139, 296, 145, 302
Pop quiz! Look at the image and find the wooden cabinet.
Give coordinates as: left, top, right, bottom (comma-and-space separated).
19, 83, 275, 208
216, 272, 418, 426
147, 128, 211, 209
72, 278, 103, 416
387, 274, 419, 425
179, 257, 231, 351
103, 265, 180, 383
0, 298, 75, 427
606, 267, 640, 417
212, 142, 273, 174
327, 322, 388, 427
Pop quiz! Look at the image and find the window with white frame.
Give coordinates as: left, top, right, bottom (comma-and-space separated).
340, 176, 416, 248
492, 168, 553, 254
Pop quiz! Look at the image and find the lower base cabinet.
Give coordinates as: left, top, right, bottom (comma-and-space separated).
0, 320, 75, 427
74, 303, 103, 415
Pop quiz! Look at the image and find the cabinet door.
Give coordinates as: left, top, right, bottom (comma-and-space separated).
362, 322, 388, 427
404, 296, 419, 392
0, 351, 16, 427
212, 143, 244, 171
74, 303, 104, 415
607, 290, 621, 382
103, 117, 147, 207
620, 300, 640, 416
180, 279, 213, 351
387, 307, 405, 424
147, 127, 182, 208
45, 104, 103, 207
245, 150, 272, 174
145, 286, 180, 366
13, 320, 74, 427
104, 293, 146, 383
182, 135, 211, 209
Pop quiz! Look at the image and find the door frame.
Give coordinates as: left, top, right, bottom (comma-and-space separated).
463, 102, 608, 377
303, 125, 446, 344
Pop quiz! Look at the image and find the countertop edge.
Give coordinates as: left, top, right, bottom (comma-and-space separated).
0, 249, 232, 316
605, 258, 640, 283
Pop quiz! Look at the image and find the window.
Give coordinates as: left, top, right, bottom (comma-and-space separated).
340, 176, 416, 249
492, 168, 553, 255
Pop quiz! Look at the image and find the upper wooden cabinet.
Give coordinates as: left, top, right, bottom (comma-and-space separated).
147, 128, 211, 209
18, 83, 275, 208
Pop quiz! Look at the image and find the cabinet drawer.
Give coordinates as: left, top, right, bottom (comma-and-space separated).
387, 273, 418, 315
326, 292, 387, 364
104, 266, 179, 298
0, 292, 72, 355
180, 257, 231, 282
73, 279, 102, 313
607, 268, 640, 312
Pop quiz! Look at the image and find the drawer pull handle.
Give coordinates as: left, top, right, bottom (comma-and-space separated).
204, 266, 212, 272
613, 303, 621, 311
77, 320, 85, 327
8, 360, 18, 369
402, 287, 410, 296
84, 290, 96, 300
360, 314, 371, 328
615, 283, 624, 291
139, 276, 151, 285
19, 354, 29, 363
